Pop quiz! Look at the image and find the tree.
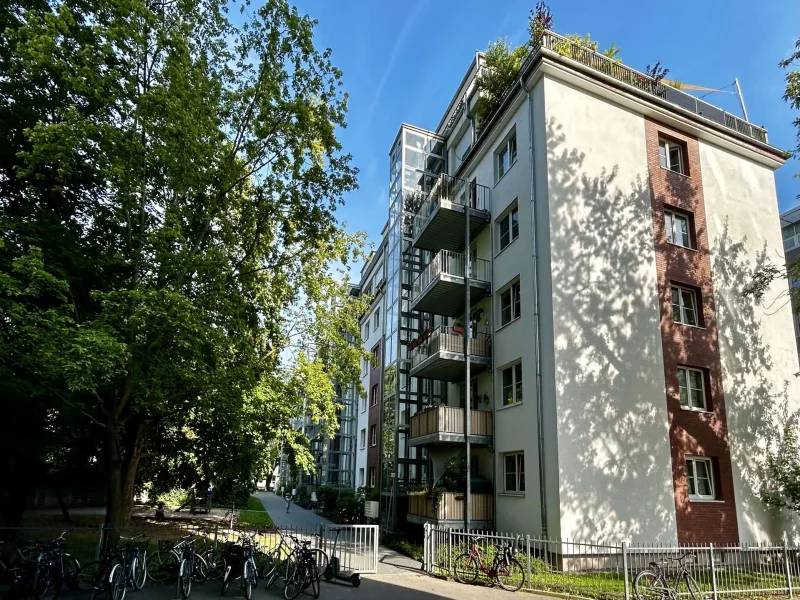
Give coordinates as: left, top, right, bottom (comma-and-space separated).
473, 39, 529, 127
1, 0, 368, 527
761, 421, 800, 512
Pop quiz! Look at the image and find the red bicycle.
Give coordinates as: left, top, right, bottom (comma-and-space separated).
453, 535, 525, 592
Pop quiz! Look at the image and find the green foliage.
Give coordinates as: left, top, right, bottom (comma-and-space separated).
382, 535, 423, 562
318, 485, 364, 524
156, 488, 190, 509
1, 0, 370, 525
761, 422, 800, 512
238, 496, 274, 527
473, 38, 529, 127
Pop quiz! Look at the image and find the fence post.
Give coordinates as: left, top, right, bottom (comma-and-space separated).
709, 543, 718, 600
785, 534, 794, 599
622, 542, 630, 600
526, 535, 531, 590
448, 528, 453, 576
423, 523, 430, 572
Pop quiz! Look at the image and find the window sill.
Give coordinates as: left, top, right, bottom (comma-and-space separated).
689, 498, 724, 504
497, 402, 523, 412
494, 160, 517, 187
660, 165, 690, 179
667, 242, 698, 253
673, 322, 706, 331
495, 315, 521, 333
498, 493, 525, 498
680, 406, 712, 415
494, 237, 519, 260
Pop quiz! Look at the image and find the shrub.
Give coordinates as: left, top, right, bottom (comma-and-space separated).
156, 488, 190, 509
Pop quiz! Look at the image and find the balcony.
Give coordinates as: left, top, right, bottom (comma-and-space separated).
412, 174, 491, 253
409, 405, 492, 448
407, 491, 493, 528
409, 326, 491, 382
411, 251, 491, 317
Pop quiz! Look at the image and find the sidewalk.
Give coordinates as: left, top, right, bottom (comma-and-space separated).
252, 491, 333, 529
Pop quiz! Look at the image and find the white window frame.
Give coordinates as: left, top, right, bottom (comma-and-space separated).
501, 362, 523, 406
360, 394, 367, 413
659, 139, 686, 175
370, 424, 377, 446
665, 210, 692, 249
373, 310, 380, 332
678, 366, 708, 411
370, 384, 378, 407
671, 285, 699, 327
369, 467, 376, 487
686, 457, 715, 501
496, 130, 518, 180
360, 428, 366, 449
499, 280, 521, 327
503, 452, 525, 494
364, 321, 370, 339
497, 203, 520, 252
358, 468, 365, 487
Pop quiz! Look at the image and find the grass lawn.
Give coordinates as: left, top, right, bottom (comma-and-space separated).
237, 496, 274, 527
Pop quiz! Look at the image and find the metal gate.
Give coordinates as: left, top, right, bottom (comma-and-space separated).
318, 524, 379, 574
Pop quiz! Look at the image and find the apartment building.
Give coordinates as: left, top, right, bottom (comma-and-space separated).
780, 206, 800, 359
351, 30, 799, 545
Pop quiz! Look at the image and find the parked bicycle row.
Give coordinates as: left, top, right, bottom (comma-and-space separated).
0, 526, 362, 600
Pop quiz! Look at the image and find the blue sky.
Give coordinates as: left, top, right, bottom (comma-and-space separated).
293, 0, 800, 248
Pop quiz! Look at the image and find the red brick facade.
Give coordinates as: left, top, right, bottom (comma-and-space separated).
366, 338, 383, 488
644, 119, 739, 544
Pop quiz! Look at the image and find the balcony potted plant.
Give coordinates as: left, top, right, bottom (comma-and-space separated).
452, 317, 465, 335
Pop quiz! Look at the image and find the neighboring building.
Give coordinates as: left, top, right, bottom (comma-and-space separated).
350, 30, 799, 544
780, 206, 800, 359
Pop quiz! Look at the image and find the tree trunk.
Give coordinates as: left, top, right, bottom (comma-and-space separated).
104, 417, 124, 529
54, 488, 72, 523
120, 415, 145, 522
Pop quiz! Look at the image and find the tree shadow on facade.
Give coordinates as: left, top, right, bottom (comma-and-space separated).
544, 116, 679, 541
710, 223, 797, 540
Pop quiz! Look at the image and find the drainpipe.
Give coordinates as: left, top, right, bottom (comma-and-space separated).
519, 74, 547, 534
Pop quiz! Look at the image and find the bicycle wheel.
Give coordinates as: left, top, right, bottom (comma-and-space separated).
241, 562, 254, 600
496, 557, 525, 592
202, 548, 226, 580
283, 562, 307, 600
309, 566, 319, 599
179, 559, 192, 599
109, 563, 126, 600
131, 554, 147, 590
309, 549, 328, 582
192, 554, 208, 583
63, 554, 81, 591
634, 570, 670, 600
34, 564, 60, 600
76, 561, 103, 593
452, 553, 478, 584
685, 574, 711, 600
145, 551, 178, 584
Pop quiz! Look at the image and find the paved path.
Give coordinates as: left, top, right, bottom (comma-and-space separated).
253, 491, 333, 529
126, 574, 547, 600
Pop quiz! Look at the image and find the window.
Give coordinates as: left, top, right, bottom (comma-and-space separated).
373, 347, 380, 367
678, 367, 708, 410
502, 362, 523, 406
500, 281, 521, 326
359, 468, 365, 487
665, 210, 692, 248
671, 285, 699, 326
370, 425, 377, 446
503, 452, 525, 493
498, 204, 520, 251
659, 138, 687, 175
370, 385, 378, 407
364, 321, 370, 339
360, 393, 367, 412
686, 457, 715, 500
373, 310, 380, 332
368, 467, 376, 487
497, 132, 518, 179
360, 428, 366, 449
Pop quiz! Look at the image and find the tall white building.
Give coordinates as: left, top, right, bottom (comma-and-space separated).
349, 30, 799, 545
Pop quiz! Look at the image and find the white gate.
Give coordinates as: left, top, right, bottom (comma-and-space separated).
318, 524, 379, 574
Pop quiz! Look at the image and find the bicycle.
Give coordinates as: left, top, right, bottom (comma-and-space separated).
221, 532, 259, 600
453, 535, 525, 592
263, 532, 327, 592
284, 538, 320, 600
145, 535, 208, 587
177, 535, 203, 599
29, 531, 81, 600
634, 552, 711, 600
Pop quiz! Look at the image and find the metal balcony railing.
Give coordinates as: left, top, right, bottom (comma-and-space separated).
410, 405, 493, 439
413, 174, 491, 238
534, 31, 768, 144
412, 250, 491, 301
409, 325, 491, 369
